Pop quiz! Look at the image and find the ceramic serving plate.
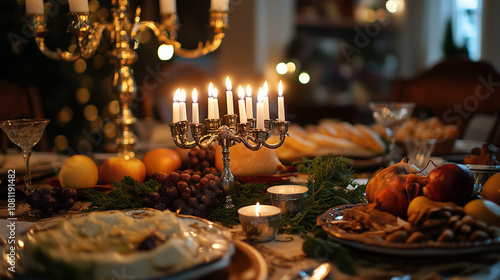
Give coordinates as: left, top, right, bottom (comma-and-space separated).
317, 204, 500, 257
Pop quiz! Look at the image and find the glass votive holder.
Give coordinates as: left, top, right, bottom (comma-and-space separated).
267, 185, 308, 216
238, 203, 281, 243
405, 138, 437, 169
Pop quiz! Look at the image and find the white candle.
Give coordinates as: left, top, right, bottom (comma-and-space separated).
192, 89, 199, 124
160, 0, 176, 14
278, 81, 285, 122
210, 0, 229, 11
237, 86, 247, 124
179, 89, 187, 122
245, 85, 253, 119
172, 89, 180, 123
263, 81, 270, 120
214, 88, 220, 119
68, 0, 89, 13
256, 88, 264, 129
26, 0, 44, 14
238, 203, 281, 217
208, 83, 214, 119
226, 77, 234, 115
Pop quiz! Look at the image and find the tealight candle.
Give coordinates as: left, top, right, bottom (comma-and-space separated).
159, 0, 176, 14
226, 77, 234, 115
26, 0, 44, 14
213, 88, 220, 119
245, 85, 253, 119
256, 88, 264, 129
238, 203, 281, 242
192, 89, 199, 124
263, 81, 270, 120
208, 83, 214, 119
237, 86, 247, 124
68, 0, 89, 13
267, 185, 308, 216
278, 81, 285, 122
179, 89, 187, 122
172, 89, 180, 123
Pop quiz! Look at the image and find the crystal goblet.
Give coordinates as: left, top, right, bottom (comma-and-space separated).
0, 118, 50, 193
369, 102, 415, 164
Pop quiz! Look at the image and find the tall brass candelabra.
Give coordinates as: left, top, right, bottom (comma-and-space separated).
170, 116, 289, 208
26, 0, 228, 157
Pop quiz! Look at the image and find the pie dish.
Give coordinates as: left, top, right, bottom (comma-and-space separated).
4, 209, 234, 280
317, 204, 500, 257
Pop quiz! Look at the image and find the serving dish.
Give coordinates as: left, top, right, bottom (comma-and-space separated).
1, 209, 234, 280
317, 204, 500, 257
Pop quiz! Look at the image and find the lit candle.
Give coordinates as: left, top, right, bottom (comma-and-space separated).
238, 202, 281, 242
263, 81, 270, 120
256, 88, 264, 129
210, 0, 229, 11
179, 89, 187, 122
245, 85, 253, 119
26, 0, 44, 14
213, 88, 220, 119
68, 0, 89, 13
192, 89, 199, 124
208, 83, 214, 119
278, 81, 285, 122
226, 77, 234, 115
172, 89, 180, 123
159, 0, 176, 14
238, 86, 247, 124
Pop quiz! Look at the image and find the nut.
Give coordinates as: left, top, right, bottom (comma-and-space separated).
421, 219, 447, 231
437, 229, 455, 243
470, 230, 489, 242
386, 230, 409, 243
406, 231, 430, 244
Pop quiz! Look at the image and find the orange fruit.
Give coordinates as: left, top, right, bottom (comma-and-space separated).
99, 157, 146, 184
464, 199, 500, 227
142, 148, 182, 177
482, 173, 500, 205
58, 155, 99, 188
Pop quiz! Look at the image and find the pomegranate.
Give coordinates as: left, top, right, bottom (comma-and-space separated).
423, 163, 474, 204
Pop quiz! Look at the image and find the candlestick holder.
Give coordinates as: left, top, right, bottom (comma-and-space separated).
170, 116, 290, 208
26, 0, 229, 158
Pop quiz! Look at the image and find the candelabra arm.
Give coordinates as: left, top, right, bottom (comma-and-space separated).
131, 20, 181, 49
173, 35, 224, 58
195, 134, 219, 149
262, 134, 287, 149
172, 136, 198, 149
238, 136, 263, 151
35, 37, 80, 62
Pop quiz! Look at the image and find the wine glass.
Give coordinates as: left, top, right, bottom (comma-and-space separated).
0, 118, 50, 193
369, 102, 415, 164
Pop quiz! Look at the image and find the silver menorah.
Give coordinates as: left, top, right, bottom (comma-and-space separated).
170, 116, 289, 208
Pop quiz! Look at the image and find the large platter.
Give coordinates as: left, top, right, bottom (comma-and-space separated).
317, 204, 500, 257
2, 209, 234, 280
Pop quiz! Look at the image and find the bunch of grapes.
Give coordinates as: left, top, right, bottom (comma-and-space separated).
26, 187, 77, 217
184, 145, 217, 172
146, 167, 223, 218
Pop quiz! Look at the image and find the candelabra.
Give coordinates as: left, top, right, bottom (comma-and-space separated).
26, 0, 229, 157
170, 116, 290, 208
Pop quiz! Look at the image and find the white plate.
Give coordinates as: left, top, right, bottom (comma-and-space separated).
317, 204, 500, 257
3, 209, 234, 280
0, 152, 67, 179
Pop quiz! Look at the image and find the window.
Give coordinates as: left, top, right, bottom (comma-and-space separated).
454, 0, 482, 60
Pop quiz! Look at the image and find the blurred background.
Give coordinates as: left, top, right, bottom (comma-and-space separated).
1, 0, 499, 155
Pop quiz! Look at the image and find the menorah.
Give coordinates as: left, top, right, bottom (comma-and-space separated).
170, 117, 290, 208
25, 0, 229, 157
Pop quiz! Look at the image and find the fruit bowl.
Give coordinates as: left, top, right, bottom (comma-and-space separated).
465, 164, 500, 192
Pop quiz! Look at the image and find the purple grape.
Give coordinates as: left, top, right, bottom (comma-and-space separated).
204, 173, 215, 181
176, 181, 188, 192
201, 195, 212, 207
191, 174, 201, 184
199, 178, 209, 189
151, 173, 168, 184
154, 203, 167, 211
166, 187, 178, 198
204, 189, 216, 199
181, 189, 191, 201
62, 188, 76, 199
169, 172, 181, 185
63, 198, 74, 209
187, 197, 199, 208
180, 173, 191, 183
148, 192, 161, 204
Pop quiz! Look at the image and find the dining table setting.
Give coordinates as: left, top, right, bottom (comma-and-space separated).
1, 99, 500, 280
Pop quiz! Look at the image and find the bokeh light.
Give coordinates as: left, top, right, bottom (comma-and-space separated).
104, 122, 117, 139
54, 135, 68, 151
108, 100, 120, 115
74, 58, 87, 74
75, 87, 90, 104
276, 62, 287, 75
84, 105, 98, 121
286, 62, 296, 73
298, 72, 310, 84
57, 106, 73, 125
158, 44, 174, 60
386, 0, 398, 13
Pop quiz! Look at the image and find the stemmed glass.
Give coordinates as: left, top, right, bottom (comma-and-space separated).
369, 102, 415, 164
0, 118, 50, 193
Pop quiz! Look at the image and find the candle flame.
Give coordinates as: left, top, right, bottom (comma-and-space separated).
257, 87, 263, 102
192, 89, 198, 103
278, 80, 283, 97
173, 88, 180, 102
238, 85, 245, 99
208, 83, 214, 98
263, 81, 268, 97
246, 85, 252, 97
255, 202, 261, 217
213, 88, 218, 99
226, 76, 232, 91
180, 89, 186, 102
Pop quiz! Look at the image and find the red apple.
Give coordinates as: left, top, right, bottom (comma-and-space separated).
99, 156, 147, 184
423, 163, 474, 204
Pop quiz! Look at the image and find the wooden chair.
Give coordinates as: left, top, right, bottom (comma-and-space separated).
391, 59, 500, 146
0, 80, 49, 151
